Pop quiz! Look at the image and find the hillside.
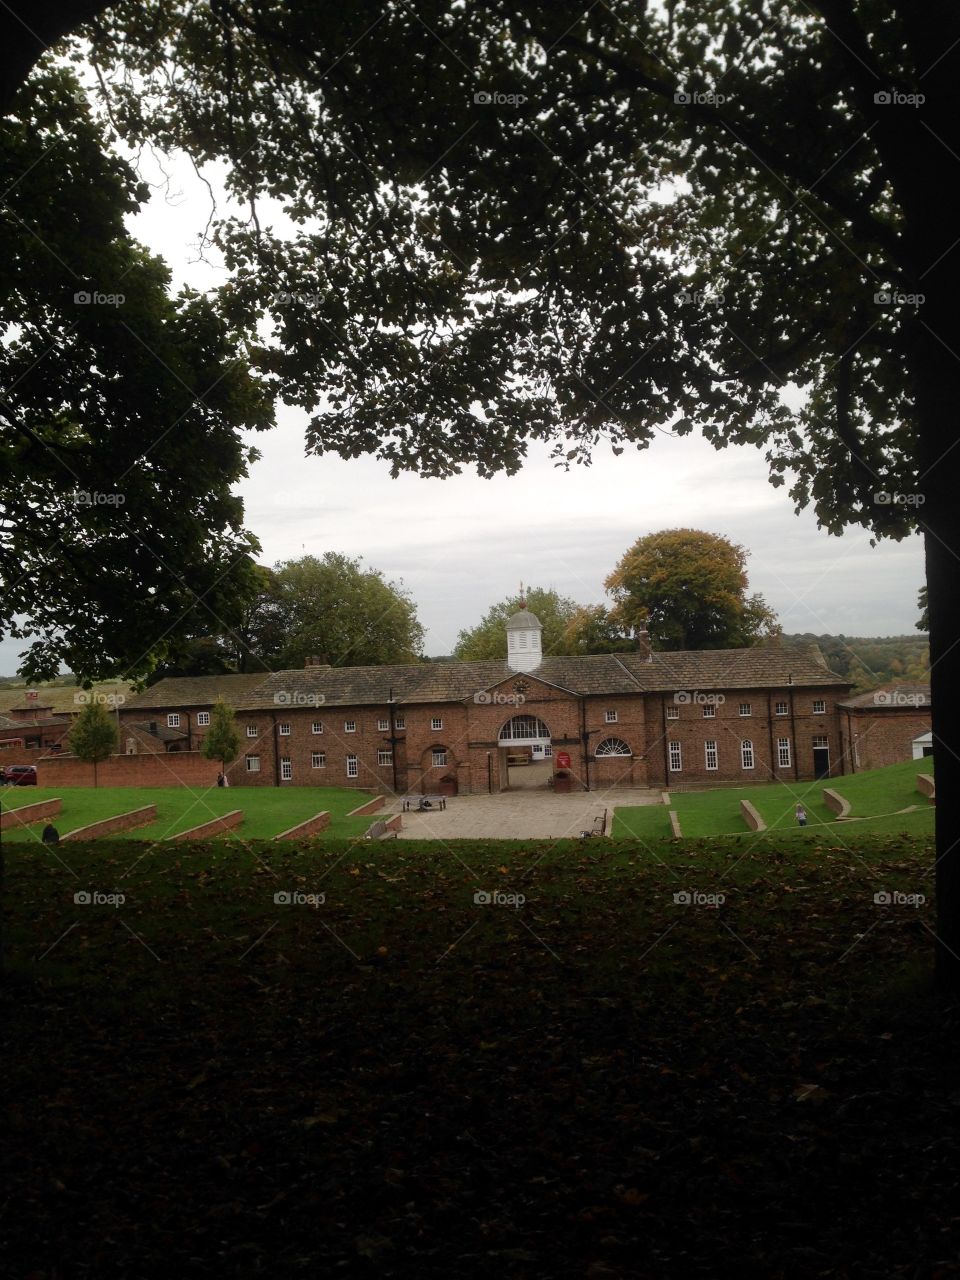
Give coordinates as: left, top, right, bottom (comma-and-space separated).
783, 632, 929, 691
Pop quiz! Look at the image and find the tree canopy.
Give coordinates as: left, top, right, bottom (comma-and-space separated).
68, 696, 118, 785
200, 699, 241, 768
454, 588, 579, 661
0, 63, 271, 683
606, 529, 775, 650
259, 553, 424, 669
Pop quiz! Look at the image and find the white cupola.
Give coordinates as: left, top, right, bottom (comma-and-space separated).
506, 589, 543, 672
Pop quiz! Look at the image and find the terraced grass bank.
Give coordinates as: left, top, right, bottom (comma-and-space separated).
0, 786, 376, 842
613, 757, 935, 841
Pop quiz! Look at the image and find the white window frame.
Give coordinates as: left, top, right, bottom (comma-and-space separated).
377, 749, 392, 766
813, 699, 826, 714
705, 740, 718, 771
278, 722, 291, 736
394, 714, 406, 730
741, 739, 755, 770
245, 755, 261, 772
432, 748, 448, 768
431, 716, 443, 731
311, 752, 325, 769
246, 724, 258, 738
196, 711, 210, 727
344, 720, 357, 733
702, 704, 716, 718
669, 741, 682, 772
280, 758, 292, 781
346, 754, 359, 778
311, 721, 323, 734
777, 737, 792, 768
738, 702, 752, 718
775, 700, 788, 716
666, 706, 680, 720
812, 735, 829, 748
604, 709, 618, 724
377, 718, 389, 731
167, 713, 181, 728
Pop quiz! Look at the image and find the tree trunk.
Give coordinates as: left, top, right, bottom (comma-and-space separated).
899, 10, 960, 992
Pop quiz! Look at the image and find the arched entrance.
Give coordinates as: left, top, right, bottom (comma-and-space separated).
498, 715, 552, 790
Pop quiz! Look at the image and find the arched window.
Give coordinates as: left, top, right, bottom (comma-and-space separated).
499, 716, 551, 742
595, 738, 631, 757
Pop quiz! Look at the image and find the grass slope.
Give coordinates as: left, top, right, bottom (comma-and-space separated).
0, 786, 376, 841
613, 757, 934, 840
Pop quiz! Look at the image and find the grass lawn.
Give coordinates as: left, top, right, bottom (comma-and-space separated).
613, 757, 935, 840
3, 827, 957, 1275
0, 785, 377, 842
833, 755, 934, 816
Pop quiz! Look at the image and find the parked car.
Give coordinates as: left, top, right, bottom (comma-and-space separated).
6, 765, 37, 786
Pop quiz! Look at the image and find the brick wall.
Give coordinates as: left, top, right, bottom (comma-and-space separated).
274, 811, 331, 840
644, 686, 847, 788
839, 708, 933, 772
171, 810, 243, 841
63, 805, 157, 840
0, 798, 62, 830
37, 752, 221, 788
104, 677, 851, 795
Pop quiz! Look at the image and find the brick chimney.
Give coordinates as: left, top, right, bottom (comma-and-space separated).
304, 654, 330, 668
634, 627, 652, 663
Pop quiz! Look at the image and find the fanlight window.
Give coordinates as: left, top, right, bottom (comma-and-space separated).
499, 716, 551, 741
596, 738, 631, 757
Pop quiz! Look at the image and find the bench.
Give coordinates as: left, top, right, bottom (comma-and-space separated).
364, 819, 398, 840
401, 795, 448, 812
579, 810, 608, 839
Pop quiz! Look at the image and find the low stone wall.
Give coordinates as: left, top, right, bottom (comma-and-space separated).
917, 773, 936, 803
347, 795, 386, 818
38, 751, 221, 789
170, 810, 243, 841
823, 788, 852, 819
740, 799, 766, 832
385, 814, 402, 834
274, 811, 331, 840
669, 809, 682, 838
63, 805, 156, 841
0, 797, 62, 830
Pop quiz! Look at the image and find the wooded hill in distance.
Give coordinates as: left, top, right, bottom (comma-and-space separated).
783, 634, 930, 691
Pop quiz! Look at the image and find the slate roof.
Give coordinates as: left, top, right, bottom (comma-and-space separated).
122, 673, 273, 710
838, 683, 931, 710
0, 714, 70, 731
129, 720, 189, 742
0, 682, 136, 715
128, 643, 849, 712
616, 645, 849, 692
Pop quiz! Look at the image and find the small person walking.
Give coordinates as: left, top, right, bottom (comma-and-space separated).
216, 771, 225, 788
795, 803, 807, 827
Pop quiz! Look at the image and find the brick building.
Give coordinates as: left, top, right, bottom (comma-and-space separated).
115, 604, 858, 794
0, 702, 71, 767
837, 683, 932, 772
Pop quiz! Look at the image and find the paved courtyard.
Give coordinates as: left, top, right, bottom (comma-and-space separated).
388, 787, 663, 839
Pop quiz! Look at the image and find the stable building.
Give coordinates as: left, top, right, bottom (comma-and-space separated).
837, 683, 932, 772
116, 602, 856, 794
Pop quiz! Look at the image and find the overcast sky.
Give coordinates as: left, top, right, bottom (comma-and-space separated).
0, 147, 926, 676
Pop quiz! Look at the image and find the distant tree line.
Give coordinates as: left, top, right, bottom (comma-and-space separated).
783, 633, 930, 692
